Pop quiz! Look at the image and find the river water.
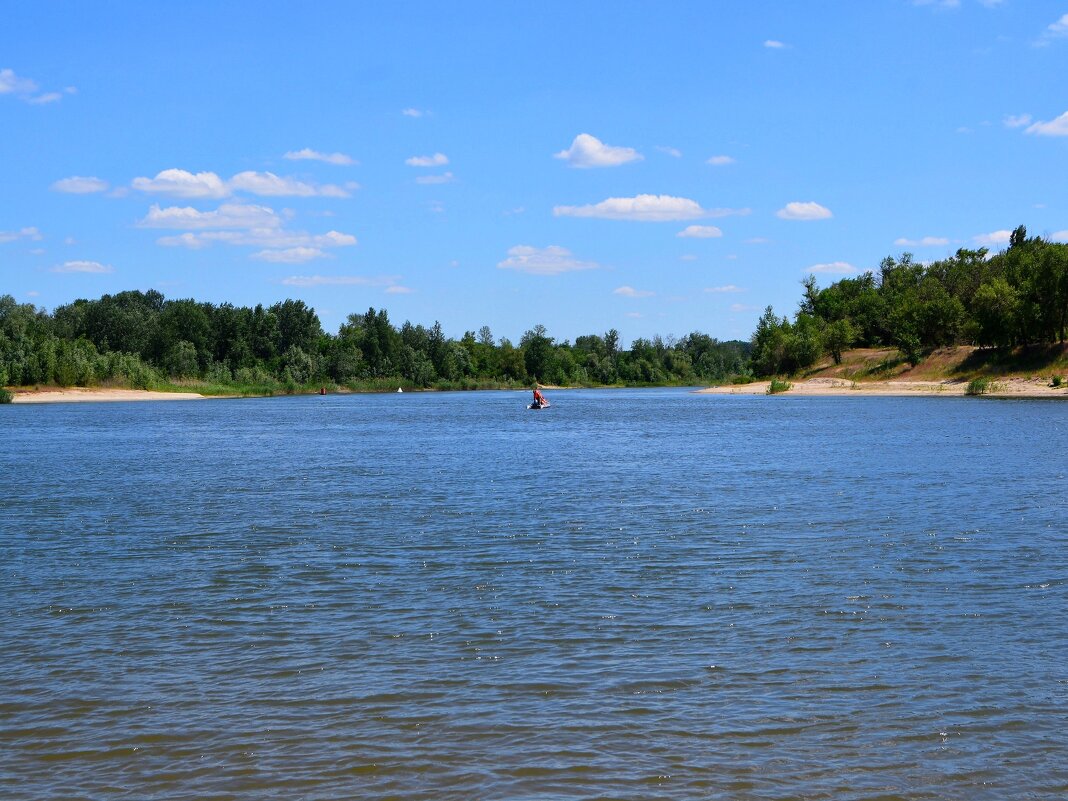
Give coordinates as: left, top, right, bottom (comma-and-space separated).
1, 389, 1066, 800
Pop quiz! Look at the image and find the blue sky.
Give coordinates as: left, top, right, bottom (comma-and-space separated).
2, 1, 1067, 344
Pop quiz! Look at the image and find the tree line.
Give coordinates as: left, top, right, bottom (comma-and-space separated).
0, 290, 750, 391
751, 225, 1068, 376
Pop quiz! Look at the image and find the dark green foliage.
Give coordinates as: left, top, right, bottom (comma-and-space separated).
767, 378, 791, 394
0, 387, 12, 403
751, 226, 1068, 377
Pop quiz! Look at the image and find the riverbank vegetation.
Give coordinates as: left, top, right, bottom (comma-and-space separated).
4, 225, 1065, 396
0, 291, 750, 394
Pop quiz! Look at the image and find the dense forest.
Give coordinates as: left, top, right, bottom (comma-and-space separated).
4, 225, 1065, 396
751, 226, 1068, 375
0, 290, 750, 393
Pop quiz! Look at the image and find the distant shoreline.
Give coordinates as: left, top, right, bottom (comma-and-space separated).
10, 388, 207, 404
696, 377, 1068, 398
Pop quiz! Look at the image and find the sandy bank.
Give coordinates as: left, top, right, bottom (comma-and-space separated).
696, 377, 1068, 398
11, 388, 206, 404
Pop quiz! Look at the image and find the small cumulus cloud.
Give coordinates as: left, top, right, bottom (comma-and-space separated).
402, 108, 428, 117
230, 170, 353, 197
0, 68, 71, 104
416, 172, 454, 185
555, 194, 734, 222
677, 225, 723, 238
554, 133, 643, 168
1003, 113, 1032, 129
706, 155, 735, 166
406, 152, 449, 167
51, 176, 109, 194
808, 261, 858, 274
777, 201, 833, 220
613, 285, 654, 298
973, 230, 1012, 246
497, 245, 600, 276
764, 39, 787, 49
705, 285, 744, 293
1037, 13, 1068, 45
132, 169, 230, 199
52, 260, 112, 274
1025, 110, 1068, 136
139, 203, 283, 230
894, 236, 950, 247
656, 145, 682, 158
283, 148, 356, 166
0, 226, 43, 243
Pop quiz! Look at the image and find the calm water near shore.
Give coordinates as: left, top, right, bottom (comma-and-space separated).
2, 389, 1066, 800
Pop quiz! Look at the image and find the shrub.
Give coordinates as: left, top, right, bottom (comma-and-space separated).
1051, 375, 1063, 388
767, 377, 792, 395
0, 387, 12, 404
965, 377, 989, 396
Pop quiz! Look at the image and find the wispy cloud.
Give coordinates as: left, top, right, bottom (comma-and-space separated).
0, 226, 43, 244
51, 176, 109, 194
386, 285, 413, 294
402, 108, 428, 118
497, 245, 600, 275
894, 236, 950, 247
764, 40, 787, 49
1025, 111, 1068, 136
52, 260, 112, 274
974, 229, 1012, 246
729, 303, 759, 313
1003, 113, 1032, 129
252, 247, 332, 263
613, 285, 654, 298
405, 152, 449, 167
131, 168, 355, 199
777, 201, 833, 220
555, 194, 735, 222
229, 171, 355, 197
281, 274, 400, 287
139, 203, 282, 230
706, 155, 735, 166
1050, 230, 1068, 243
1037, 13, 1068, 45
807, 261, 858, 274
283, 148, 356, 166
656, 145, 682, 158
0, 68, 73, 104
415, 172, 455, 185
705, 285, 744, 293
677, 225, 723, 238
554, 133, 643, 168
158, 228, 356, 251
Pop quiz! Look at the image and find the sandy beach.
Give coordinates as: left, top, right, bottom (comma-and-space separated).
11, 388, 206, 403
696, 377, 1068, 398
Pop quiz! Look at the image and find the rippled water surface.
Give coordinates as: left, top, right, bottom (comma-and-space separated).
2, 389, 1066, 800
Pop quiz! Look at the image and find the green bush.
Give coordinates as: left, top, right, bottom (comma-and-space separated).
1051, 375, 1063, 388
0, 387, 13, 404
965, 377, 990, 396
767, 377, 792, 395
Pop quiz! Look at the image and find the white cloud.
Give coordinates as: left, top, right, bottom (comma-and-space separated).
406, 152, 449, 167
283, 148, 356, 166
28, 92, 63, 105
0, 68, 37, 95
158, 228, 356, 250
554, 194, 722, 222
52, 260, 112, 274
777, 201, 833, 220
230, 171, 352, 197
0, 226, 42, 243
764, 40, 786, 48
613, 285, 654, 298
1025, 111, 1068, 136
706, 155, 735, 166
677, 225, 723, 238
1003, 113, 1032, 129
554, 133, 643, 168
656, 145, 682, 158
252, 247, 328, 263
497, 245, 599, 275
132, 169, 230, 199
386, 285, 413, 294
808, 261, 858, 274
139, 203, 283, 230
51, 176, 109, 194
1050, 230, 1068, 243
281, 274, 400, 287
416, 172, 454, 185
402, 108, 426, 117
894, 236, 950, 247
973, 230, 1012, 246
705, 285, 744, 293
1042, 13, 1068, 40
